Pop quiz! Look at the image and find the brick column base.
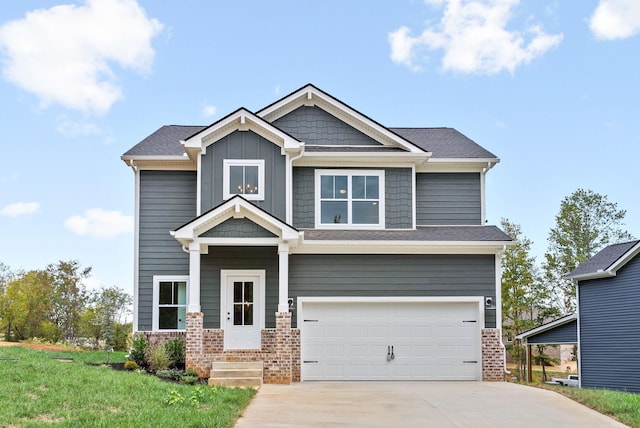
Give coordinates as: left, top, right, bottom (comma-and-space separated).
185, 312, 209, 378
482, 328, 505, 381
270, 312, 292, 384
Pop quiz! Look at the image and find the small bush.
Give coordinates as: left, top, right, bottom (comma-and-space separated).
182, 375, 198, 385
129, 335, 148, 369
184, 368, 198, 377
124, 360, 139, 371
148, 344, 170, 372
164, 337, 185, 368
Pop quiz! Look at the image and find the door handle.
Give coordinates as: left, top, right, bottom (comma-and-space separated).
227, 311, 231, 321
387, 346, 391, 361
391, 345, 395, 360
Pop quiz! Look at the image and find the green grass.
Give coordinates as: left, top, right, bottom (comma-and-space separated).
539, 383, 640, 428
0, 346, 255, 427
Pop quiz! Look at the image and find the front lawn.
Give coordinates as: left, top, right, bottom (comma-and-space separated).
0, 346, 255, 427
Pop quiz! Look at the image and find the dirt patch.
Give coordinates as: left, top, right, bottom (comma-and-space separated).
0, 341, 76, 352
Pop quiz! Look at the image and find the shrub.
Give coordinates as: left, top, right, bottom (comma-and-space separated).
148, 344, 170, 372
164, 337, 185, 368
129, 335, 148, 369
124, 360, 139, 371
183, 368, 198, 377
182, 375, 198, 385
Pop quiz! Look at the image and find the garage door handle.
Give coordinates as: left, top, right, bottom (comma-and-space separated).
303, 361, 318, 364
304, 319, 318, 322
463, 360, 478, 364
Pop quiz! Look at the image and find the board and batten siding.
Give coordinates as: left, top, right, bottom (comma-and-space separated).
200, 130, 286, 219
138, 170, 196, 331
579, 255, 640, 393
526, 321, 577, 345
416, 173, 481, 226
292, 167, 413, 229
200, 247, 279, 329
288, 254, 496, 328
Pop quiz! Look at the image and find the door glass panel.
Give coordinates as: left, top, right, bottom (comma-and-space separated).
244, 281, 253, 303
233, 281, 242, 302
233, 304, 243, 325
244, 303, 253, 326
321, 201, 348, 224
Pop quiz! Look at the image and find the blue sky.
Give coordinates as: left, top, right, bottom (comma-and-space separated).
1, 0, 639, 293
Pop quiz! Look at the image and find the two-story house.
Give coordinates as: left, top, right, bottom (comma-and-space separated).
121, 84, 511, 384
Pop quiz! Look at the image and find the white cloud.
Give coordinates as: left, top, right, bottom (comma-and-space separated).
0, 0, 163, 115
65, 208, 133, 239
56, 117, 101, 137
590, 0, 640, 40
1, 202, 40, 217
201, 103, 217, 119
389, 0, 563, 74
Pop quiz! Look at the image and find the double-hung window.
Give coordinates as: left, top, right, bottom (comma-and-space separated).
223, 159, 265, 200
153, 276, 188, 331
315, 170, 385, 228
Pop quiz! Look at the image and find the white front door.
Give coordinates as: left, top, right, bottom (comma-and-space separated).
221, 270, 265, 350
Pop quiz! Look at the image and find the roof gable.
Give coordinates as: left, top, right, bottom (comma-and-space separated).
566, 240, 640, 281
171, 195, 300, 247
182, 108, 303, 159
257, 84, 425, 154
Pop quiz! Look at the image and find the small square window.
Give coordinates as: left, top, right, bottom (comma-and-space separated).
153, 277, 188, 331
223, 159, 265, 200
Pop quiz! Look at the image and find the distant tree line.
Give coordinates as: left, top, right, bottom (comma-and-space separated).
502, 188, 634, 380
0, 260, 132, 351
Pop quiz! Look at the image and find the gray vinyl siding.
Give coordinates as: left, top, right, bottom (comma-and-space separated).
416, 173, 481, 225
201, 130, 286, 219
200, 247, 279, 329
289, 254, 496, 328
292, 167, 413, 229
138, 170, 196, 331
200, 218, 277, 238
578, 255, 640, 393
273, 106, 382, 146
526, 321, 577, 345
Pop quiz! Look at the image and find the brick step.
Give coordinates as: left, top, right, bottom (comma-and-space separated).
209, 361, 263, 388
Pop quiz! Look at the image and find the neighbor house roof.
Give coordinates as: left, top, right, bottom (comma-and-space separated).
515, 313, 577, 343
566, 240, 640, 281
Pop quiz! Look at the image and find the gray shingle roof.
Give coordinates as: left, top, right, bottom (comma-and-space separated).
304, 146, 407, 153
122, 125, 206, 157
567, 240, 640, 278
390, 128, 497, 159
123, 125, 496, 160
302, 226, 511, 242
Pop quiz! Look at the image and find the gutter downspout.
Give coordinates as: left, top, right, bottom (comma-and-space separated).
498, 244, 510, 376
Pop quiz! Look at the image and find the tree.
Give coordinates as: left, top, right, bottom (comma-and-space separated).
543, 189, 633, 313
501, 219, 560, 380
81, 286, 132, 350
47, 261, 91, 341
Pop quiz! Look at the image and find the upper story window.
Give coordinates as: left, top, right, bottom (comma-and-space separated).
315, 170, 385, 228
153, 276, 188, 331
223, 159, 265, 200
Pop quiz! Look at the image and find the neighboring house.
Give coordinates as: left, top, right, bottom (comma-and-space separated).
518, 240, 640, 393
121, 84, 512, 384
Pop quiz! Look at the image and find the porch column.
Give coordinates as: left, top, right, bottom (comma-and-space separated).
188, 242, 201, 312
278, 243, 290, 312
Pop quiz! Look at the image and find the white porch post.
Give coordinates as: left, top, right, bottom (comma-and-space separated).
278, 243, 290, 312
188, 242, 201, 312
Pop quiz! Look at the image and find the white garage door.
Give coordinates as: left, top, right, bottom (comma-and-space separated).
300, 300, 481, 381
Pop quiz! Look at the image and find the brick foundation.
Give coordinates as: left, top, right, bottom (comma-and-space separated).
482, 328, 505, 381
150, 311, 301, 383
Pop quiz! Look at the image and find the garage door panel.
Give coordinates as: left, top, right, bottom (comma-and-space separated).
302, 301, 481, 381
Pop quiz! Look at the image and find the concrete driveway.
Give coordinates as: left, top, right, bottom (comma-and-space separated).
235, 381, 627, 427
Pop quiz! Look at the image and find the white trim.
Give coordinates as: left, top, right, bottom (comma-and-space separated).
196, 152, 202, 216
576, 283, 582, 388
152, 275, 190, 332
293, 241, 509, 255
480, 165, 487, 225
411, 165, 417, 229
297, 296, 484, 382
222, 159, 265, 200
133, 168, 140, 332
314, 169, 385, 229
220, 269, 266, 350
515, 313, 577, 341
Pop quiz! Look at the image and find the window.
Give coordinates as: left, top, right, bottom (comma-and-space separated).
315, 170, 385, 228
153, 276, 188, 330
223, 159, 265, 200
